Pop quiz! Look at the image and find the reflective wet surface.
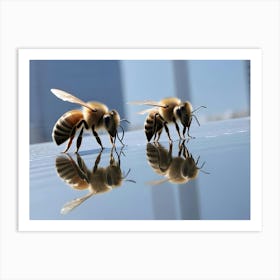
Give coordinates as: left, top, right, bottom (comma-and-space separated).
30, 118, 250, 220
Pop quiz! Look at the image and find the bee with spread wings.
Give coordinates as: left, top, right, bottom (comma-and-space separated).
129, 98, 206, 142
51, 88, 128, 153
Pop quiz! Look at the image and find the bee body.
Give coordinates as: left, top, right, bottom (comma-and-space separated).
144, 110, 164, 142
51, 89, 124, 153
55, 154, 89, 190
174, 101, 193, 131
166, 157, 191, 184
146, 143, 172, 175
146, 142, 207, 185
90, 168, 111, 193
167, 151, 200, 184
55, 148, 135, 214
52, 110, 84, 146
130, 98, 205, 142
159, 97, 181, 123
83, 102, 109, 129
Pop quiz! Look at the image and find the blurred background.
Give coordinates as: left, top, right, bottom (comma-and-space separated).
30, 60, 251, 220
30, 60, 250, 144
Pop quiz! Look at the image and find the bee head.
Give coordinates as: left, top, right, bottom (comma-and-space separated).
103, 110, 120, 138
181, 156, 199, 179
106, 165, 122, 186
174, 104, 191, 128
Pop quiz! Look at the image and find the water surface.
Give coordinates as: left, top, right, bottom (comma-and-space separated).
30, 118, 250, 220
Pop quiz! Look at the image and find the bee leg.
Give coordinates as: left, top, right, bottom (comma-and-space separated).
93, 150, 103, 173
187, 126, 195, 139
155, 129, 162, 142
155, 113, 172, 142
152, 114, 159, 142
153, 131, 157, 141
173, 118, 183, 140
75, 153, 90, 183
186, 118, 195, 139
163, 122, 172, 143
184, 147, 191, 159
91, 125, 104, 150
178, 143, 184, 157
110, 135, 115, 146
168, 141, 173, 156
153, 130, 158, 142
63, 127, 77, 153
183, 125, 193, 139
182, 126, 186, 138
75, 127, 84, 153
76, 153, 86, 172
109, 146, 114, 162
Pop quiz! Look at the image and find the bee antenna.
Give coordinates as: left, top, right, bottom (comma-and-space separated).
192, 114, 201, 126
122, 168, 136, 183
125, 179, 136, 183
120, 118, 130, 124
198, 160, 205, 169
123, 168, 131, 179
116, 125, 125, 145
197, 161, 210, 174
192, 105, 206, 114
114, 144, 125, 157
119, 125, 125, 141
113, 145, 126, 164
119, 145, 126, 157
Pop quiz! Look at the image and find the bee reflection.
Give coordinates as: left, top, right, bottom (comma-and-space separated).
146, 141, 209, 185
55, 147, 135, 215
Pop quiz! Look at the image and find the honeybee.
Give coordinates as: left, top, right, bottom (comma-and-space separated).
129, 98, 206, 142
146, 140, 209, 185
51, 88, 128, 153
55, 147, 136, 215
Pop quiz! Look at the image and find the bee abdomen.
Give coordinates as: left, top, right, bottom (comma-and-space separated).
52, 110, 83, 145
144, 116, 155, 142
146, 143, 160, 167
144, 112, 164, 142
56, 155, 89, 190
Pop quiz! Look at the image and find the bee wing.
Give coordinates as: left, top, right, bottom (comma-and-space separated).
51, 88, 97, 112
137, 108, 156, 115
146, 177, 170, 186
128, 100, 167, 108
60, 192, 94, 215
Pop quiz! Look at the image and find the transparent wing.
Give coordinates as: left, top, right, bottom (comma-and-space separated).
128, 100, 167, 108
51, 88, 97, 112
137, 108, 156, 115
146, 177, 170, 186
60, 192, 94, 215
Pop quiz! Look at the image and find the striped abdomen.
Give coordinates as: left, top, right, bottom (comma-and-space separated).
144, 110, 164, 142
146, 143, 172, 175
55, 155, 89, 190
52, 110, 84, 145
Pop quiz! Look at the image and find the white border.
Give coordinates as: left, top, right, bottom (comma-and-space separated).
18, 48, 262, 232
